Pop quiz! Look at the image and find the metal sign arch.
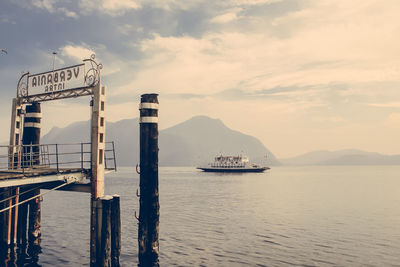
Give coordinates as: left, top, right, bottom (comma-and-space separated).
10, 53, 108, 198
16, 54, 103, 103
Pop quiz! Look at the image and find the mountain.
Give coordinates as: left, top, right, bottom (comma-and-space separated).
160, 116, 279, 166
42, 120, 91, 144
280, 149, 400, 165
41, 115, 279, 167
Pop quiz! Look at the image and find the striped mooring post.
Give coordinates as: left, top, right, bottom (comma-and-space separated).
23, 103, 42, 249
138, 94, 160, 267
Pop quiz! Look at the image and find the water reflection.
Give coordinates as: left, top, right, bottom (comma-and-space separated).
1, 241, 42, 266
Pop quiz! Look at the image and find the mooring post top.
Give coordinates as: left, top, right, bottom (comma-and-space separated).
25, 102, 41, 113
100, 195, 113, 201
141, 93, 158, 97
140, 94, 159, 104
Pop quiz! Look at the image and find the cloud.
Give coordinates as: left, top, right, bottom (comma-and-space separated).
210, 9, 241, 24
103, 0, 140, 10
0, 15, 16, 24
57, 7, 78, 18
110, 0, 400, 100
368, 102, 400, 108
78, 0, 140, 15
12, 0, 79, 18
60, 45, 95, 61
32, 0, 56, 12
219, 0, 283, 7
2, 0, 400, 156
59, 44, 123, 77
384, 113, 400, 126
76, 0, 283, 16
103, 0, 400, 157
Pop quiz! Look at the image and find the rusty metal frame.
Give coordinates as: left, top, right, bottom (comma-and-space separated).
19, 87, 94, 104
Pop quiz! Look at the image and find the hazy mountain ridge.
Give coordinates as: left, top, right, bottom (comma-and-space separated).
160, 116, 279, 166
281, 150, 400, 165
40, 117, 400, 166
41, 115, 279, 167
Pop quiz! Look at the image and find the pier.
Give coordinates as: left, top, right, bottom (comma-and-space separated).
0, 55, 120, 266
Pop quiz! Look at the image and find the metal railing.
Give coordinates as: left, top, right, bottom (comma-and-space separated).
0, 142, 117, 173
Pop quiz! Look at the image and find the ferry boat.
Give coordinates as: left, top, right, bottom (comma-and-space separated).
197, 155, 269, 173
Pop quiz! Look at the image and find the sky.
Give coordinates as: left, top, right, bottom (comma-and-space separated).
0, 0, 400, 158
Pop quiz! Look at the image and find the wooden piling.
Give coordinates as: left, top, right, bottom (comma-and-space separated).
17, 187, 28, 247
138, 94, 160, 267
10, 187, 19, 245
100, 196, 112, 267
91, 195, 116, 267
0, 188, 10, 250
28, 189, 41, 247
16, 187, 29, 263
91, 199, 101, 267
111, 195, 121, 267
0, 189, 5, 250
7, 191, 12, 246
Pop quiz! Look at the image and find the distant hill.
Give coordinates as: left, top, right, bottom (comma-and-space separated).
160, 116, 279, 166
42, 115, 279, 167
280, 150, 400, 165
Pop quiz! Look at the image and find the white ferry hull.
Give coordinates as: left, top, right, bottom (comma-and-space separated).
197, 166, 269, 173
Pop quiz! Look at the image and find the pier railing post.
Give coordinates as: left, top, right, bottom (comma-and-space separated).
55, 144, 59, 172
138, 94, 160, 267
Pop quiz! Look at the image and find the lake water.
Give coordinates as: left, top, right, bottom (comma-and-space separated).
12, 166, 400, 266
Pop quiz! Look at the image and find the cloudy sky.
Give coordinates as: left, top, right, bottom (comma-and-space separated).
0, 0, 399, 158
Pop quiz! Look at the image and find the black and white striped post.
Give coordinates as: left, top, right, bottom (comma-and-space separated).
22, 103, 41, 167
138, 94, 160, 267
22, 103, 42, 249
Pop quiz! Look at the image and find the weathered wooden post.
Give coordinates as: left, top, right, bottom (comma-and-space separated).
22, 103, 42, 247
111, 195, 121, 267
8, 187, 19, 247
100, 196, 112, 267
138, 94, 160, 267
0, 190, 5, 250
92, 194, 120, 267
0, 189, 10, 250
17, 186, 28, 247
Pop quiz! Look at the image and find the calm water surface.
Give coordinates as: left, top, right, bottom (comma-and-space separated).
38, 166, 400, 266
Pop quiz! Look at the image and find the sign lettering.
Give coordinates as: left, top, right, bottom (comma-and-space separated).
27, 64, 85, 96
